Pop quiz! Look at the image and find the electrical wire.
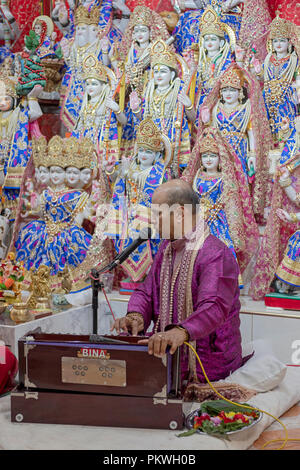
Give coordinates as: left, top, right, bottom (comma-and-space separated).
184, 341, 300, 450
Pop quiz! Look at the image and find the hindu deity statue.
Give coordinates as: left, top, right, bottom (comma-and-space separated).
0, 1, 19, 61
0, 62, 43, 222
12, 135, 99, 294
188, 6, 236, 122
199, 64, 273, 218
52, 0, 126, 41
249, 118, 300, 300
250, 13, 299, 143
172, 0, 271, 57
72, 53, 125, 167
126, 38, 195, 175
60, 3, 122, 132
110, 5, 172, 101
182, 127, 259, 283
275, 195, 300, 295
103, 117, 172, 285
30, 15, 60, 60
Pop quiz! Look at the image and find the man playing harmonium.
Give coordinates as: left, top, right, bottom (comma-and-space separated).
111, 179, 243, 389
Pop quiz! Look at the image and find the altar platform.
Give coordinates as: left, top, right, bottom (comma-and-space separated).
0, 290, 299, 365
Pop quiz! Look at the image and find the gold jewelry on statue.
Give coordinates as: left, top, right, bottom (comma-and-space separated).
115, 108, 122, 115
199, 130, 219, 154
290, 212, 298, 223
268, 12, 291, 40
136, 118, 163, 152
279, 176, 292, 188
28, 97, 39, 102
74, 5, 90, 25
129, 5, 152, 28
32, 135, 97, 170
185, 102, 194, 111
82, 54, 108, 82
150, 39, 177, 71
199, 6, 225, 38
132, 106, 141, 114
220, 67, 243, 90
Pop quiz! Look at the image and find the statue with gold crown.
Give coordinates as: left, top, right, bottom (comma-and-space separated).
172, 0, 271, 58
110, 5, 173, 101
0, 58, 43, 224
249, 117, 300, 301
52, 0, 125, 42
248, 13, 300, 144
188, 6, 236, 124
59, 3, 122, 132
72, 53, 126, 166
103, 118, 172, 286
199, 63, 273, 219
11, 135, 99, 294
125, 38, 195, 176
182, 127, 260, 288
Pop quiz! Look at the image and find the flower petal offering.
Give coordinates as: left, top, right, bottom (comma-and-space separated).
181, 399, 261, 437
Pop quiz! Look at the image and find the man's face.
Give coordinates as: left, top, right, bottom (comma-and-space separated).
151, 189, 185, 240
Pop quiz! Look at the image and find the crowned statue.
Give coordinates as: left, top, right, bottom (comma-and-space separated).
59, 3, 122, 132
249, 117, 300, 300
199, 64, 273, 218
125, 38, 195, 175
72, 53, 126, 167
182, 127, 259, 284
11, 135, 100, 294
172, 0, 271, 57
111, 5, 173, 100
188, 6, 236, 123
0, 58, 43, 223
103, 117, 172, 285
250, 13, 300, 143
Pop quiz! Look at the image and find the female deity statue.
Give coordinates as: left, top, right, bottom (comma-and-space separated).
72, 53, 126, 166
0, 64, 43, 221
126, 38, 195, 175
30, 15, 60, 60
104, 118, 172, 285
275, 202, 300, 294
250, 13, 299, 143
182, 127, 259, 281
249, 124, 300, 300
199, 64, 273, 218
172, 0, 271, 58
12, 135, 99, 294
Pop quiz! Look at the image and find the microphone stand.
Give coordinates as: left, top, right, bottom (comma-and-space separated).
90, 228, 152, 334
90, 262, 115, 335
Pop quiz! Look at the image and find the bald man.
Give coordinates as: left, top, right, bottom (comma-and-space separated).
111, 179, 243, 386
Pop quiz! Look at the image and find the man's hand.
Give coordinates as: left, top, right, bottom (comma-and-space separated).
138, 327, 188, 358
110, 314, 144, 336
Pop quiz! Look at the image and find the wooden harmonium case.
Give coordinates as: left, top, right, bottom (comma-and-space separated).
11, 332, 184, 430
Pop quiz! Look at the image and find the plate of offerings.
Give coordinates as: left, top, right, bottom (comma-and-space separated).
183, 399, 262, 437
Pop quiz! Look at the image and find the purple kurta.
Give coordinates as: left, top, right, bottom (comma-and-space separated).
127, 234, 243, 383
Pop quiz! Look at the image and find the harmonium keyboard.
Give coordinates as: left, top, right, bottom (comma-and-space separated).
11, 332, 184, 430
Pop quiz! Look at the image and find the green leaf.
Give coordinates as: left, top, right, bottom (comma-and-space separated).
176, 428, 198, 438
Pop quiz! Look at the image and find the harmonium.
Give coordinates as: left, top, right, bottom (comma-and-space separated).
11, 332, 184, 430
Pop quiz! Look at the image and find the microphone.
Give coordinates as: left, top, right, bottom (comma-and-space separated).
109, 227, 152, 269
